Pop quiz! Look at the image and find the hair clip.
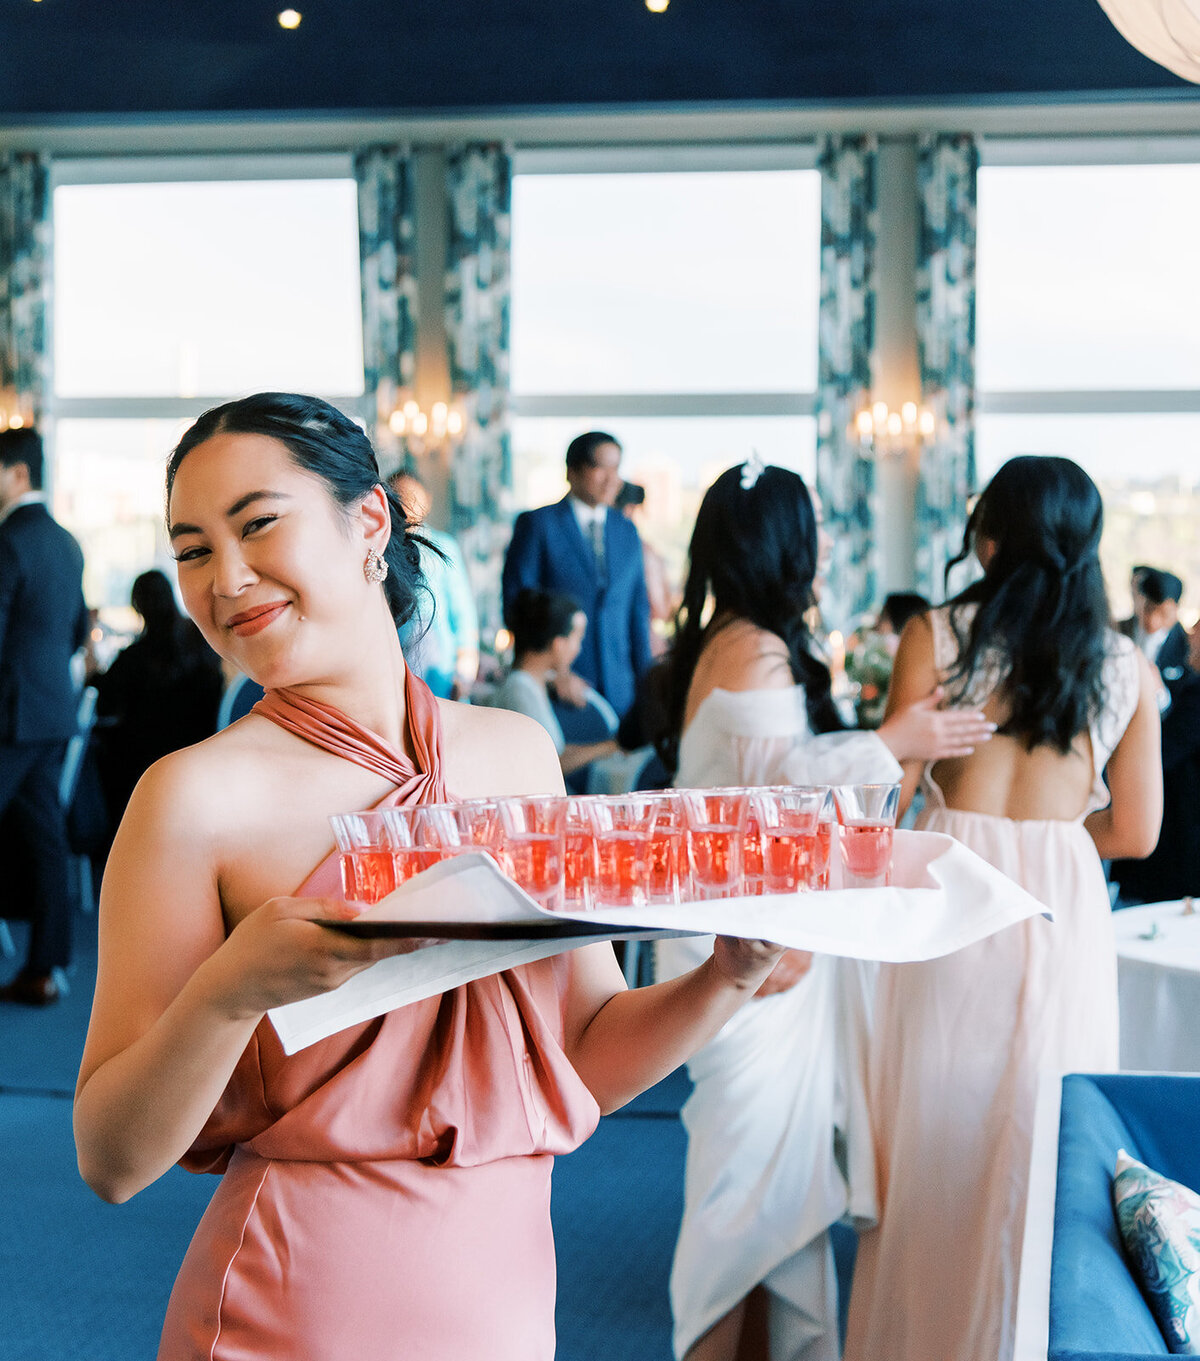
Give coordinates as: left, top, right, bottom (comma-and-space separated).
740, 450, 766, 490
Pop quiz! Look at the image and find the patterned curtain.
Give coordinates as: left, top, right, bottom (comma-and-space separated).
0, 152, 51, 430
915, 133, 978, 601
815, 135, 878, 633
444, 142, 512, 647
354, 145, 417, 466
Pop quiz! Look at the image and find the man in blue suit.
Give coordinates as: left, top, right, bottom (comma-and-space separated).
502, 431, 652, 720
0, 428, 89, 1006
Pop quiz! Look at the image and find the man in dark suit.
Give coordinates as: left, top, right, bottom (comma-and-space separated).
1123, 567, 1189, 693
0, 428, 89, 1005
502, 431, 652, 721
1112, 618, 1200, 905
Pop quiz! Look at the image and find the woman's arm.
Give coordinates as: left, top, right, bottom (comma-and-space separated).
1085, 653, 1163, 860
879, 614, 996, 813
73, 754, 408, 1205
562, 936, 786, 1114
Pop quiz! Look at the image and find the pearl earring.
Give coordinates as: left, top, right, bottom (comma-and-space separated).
364, 548, 389, 584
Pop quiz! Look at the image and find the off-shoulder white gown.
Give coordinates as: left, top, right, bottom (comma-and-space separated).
656, 686, 902, 1361
843, 610, 1141, 1361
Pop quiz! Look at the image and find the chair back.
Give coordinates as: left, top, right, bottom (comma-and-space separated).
58, 685, 98, 809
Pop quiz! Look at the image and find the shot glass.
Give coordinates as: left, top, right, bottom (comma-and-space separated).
833, 783, 901, 889
423, 799, 504, 863
678, 788, 749, 900
496, 795, 567, 911
380, 805, 446, 885
330, 810, 396, 904
644, 791, 690, 905
750, 785, 834, 895
564, 797, 598, 909
587, 794, 658, 908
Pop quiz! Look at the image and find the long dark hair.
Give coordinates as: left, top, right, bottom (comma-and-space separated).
128, 568, 217, 680
943, 455, 1111, 753
166, 392, 434, 629
661, 463, 842, 776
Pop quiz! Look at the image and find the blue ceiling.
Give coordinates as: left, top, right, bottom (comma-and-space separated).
0, 0, 1195, 119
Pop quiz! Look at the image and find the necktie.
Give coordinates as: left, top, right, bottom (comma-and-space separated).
589, 515, 606, 579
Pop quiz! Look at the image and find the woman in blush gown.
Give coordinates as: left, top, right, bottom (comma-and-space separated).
72, 394, 792, 1361
844, 456, 1163, 1361
653, 461, 996, 1361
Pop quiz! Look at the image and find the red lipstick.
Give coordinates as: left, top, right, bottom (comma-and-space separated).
226, 602, 288, 636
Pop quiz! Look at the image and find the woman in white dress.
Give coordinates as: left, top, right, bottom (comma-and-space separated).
655, 461, 996, 1361
844, 456, 1163, 1361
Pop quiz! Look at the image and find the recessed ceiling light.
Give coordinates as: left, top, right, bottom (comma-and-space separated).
277, 9, 302, 28
646, 0, 670, 11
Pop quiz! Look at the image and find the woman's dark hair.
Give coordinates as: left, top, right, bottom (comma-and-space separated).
943, 455, 1111, 753
879, 591, 931, 636
166, 392, 433, 629
661, 463, 842, 776
128, 568, 219, 682
509, 588, 582, 659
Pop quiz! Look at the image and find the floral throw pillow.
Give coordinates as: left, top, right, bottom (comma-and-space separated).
1113, 1148, 1200, 1354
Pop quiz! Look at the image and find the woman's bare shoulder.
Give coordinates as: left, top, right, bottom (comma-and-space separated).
698, 618, 792, 693
437, 697, 564, 797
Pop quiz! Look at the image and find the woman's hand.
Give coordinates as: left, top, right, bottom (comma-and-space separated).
204, 895, 424, 1022
878, 686, 996, 764
754, 948, 814, 997
710, 935, 788, 993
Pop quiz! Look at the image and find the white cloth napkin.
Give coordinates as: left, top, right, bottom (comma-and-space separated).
269, 829, 1050, 1054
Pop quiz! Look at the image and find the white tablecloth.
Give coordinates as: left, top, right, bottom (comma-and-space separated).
1116, 899, 1200, 1073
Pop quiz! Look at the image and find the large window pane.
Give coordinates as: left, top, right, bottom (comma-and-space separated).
976, 164, 1200, 392
976, 413, 1200, 621
509, 415, 816, 623
54, 180, 364, 399
511, 171, 820, 395
53, 418, 194, 622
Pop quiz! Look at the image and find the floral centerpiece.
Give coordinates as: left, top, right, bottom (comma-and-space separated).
846, 630, 900, 729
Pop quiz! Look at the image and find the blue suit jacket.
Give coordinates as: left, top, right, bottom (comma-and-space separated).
502, 497, 653, 719
0, 502, 89, 744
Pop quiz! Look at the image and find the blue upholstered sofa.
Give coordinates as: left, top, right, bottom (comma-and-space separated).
1045, 1072, 1200, 1360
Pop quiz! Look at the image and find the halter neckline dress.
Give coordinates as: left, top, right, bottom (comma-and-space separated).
158, 669, 600, 1361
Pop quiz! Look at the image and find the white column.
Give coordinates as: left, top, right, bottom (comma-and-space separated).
872, 137, 920, 595
412, 145, 453, 523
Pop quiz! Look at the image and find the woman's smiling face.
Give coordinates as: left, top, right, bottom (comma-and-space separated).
167, 431, 382, 690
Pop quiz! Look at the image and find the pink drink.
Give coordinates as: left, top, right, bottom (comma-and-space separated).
647, 826, 685, 902
806, 820, 833, 890
840, 822, 894, 887
743, 815, 764, 897
761, 824, 811, 894
392, 845, 444, 885
690, 823, 742, 897
342, 848, 397, 903
507, 832, 565, 909
595, 830, 651, 906
564, 828, 597, 906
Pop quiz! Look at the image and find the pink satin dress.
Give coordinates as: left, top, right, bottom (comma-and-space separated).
158, 671, 601, 1361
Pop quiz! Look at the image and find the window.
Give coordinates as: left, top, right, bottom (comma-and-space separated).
510, 155, 821, 614
50, 159, 365, 620
976, 153, 1200, 621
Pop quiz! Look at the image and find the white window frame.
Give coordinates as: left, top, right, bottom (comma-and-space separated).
509, 142, 821, 426
976, 135, 1200, 422
47, 153, 369, 431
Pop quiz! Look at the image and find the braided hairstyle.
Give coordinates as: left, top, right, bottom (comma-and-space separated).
943, 455, 1112, 753
660, 462, 843, 777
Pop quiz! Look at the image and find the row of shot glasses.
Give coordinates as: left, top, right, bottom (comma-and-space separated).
331, 782, 901, 913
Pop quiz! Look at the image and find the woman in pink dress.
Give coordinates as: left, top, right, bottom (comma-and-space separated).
72, 393, 788, 1361
844, 456, 1163, 1361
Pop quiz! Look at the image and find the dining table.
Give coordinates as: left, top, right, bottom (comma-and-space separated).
1115, 898, 1200, 1073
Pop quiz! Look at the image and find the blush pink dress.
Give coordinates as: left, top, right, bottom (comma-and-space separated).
843, 609, 1141, 1361
157, 669, 601, 1361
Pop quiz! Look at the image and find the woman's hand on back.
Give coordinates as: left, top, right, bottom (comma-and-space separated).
879, 686, 996, 764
